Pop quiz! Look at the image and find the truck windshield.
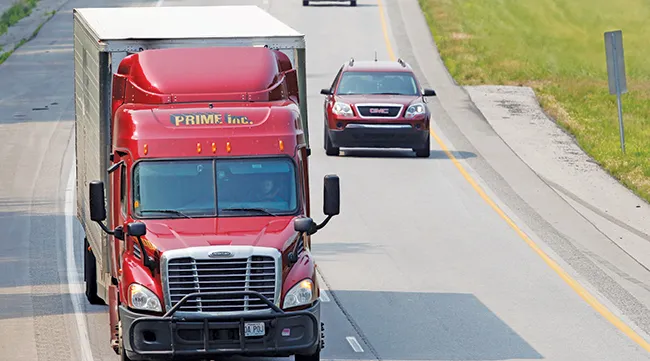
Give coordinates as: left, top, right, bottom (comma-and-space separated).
337, 71, 419, 96
132, 157, 299, 218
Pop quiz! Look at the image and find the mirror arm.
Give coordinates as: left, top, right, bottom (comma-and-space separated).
93, 220, 115, 235
310, 214, 333, 235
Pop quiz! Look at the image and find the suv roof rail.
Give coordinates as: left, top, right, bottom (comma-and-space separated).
397, 58, 406, 67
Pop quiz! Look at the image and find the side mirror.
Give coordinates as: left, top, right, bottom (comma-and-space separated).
423, 88, 436, 96
323, 174, 340, 216
320, 88, 332, 95
127, 222, 147, 237
294, 217, 315, 233
89, 181, 107, 222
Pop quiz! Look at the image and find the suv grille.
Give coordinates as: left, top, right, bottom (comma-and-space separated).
166, 255, 277, 313
356, 105, 402, 117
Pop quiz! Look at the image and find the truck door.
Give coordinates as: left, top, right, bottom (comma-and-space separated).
110, 155, 129, 280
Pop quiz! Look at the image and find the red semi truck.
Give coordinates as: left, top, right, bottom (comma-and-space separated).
73, 6, 339, 361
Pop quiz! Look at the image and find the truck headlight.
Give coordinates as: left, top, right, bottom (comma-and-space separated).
405, 103, 426, 118
283, 279, 314, 309
128, 284, 162, 312
332, 102, 353, 117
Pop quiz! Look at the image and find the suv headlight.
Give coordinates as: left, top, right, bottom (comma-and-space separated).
283, 279, 314, 309
128, 283, 162, 312
405, 103, 426, 118
332, 102, 354, 117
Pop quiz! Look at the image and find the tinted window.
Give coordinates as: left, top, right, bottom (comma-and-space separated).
337, 71, 419, 96
132, 157, 298, 218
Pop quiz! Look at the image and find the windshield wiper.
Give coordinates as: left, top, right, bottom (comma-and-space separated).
220, 207, 278, 217
140, 209, 192, 219
374, 92, 406, 95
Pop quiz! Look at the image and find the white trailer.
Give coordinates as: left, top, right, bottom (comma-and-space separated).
73, 5, 308, 303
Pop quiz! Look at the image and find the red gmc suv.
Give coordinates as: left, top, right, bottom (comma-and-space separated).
320, 58, 436, 157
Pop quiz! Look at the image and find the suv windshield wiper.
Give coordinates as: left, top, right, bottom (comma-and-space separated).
220, 207, 278, 217
140, 209, 192, 219
374, 92, 407, 95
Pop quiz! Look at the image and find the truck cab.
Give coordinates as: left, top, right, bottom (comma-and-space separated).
73, 6, 338, 361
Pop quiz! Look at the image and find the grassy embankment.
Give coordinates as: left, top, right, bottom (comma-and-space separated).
418, 0, 650, 202
0, 0, 40, 63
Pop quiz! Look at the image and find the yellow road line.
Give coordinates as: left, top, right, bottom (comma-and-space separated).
375, 0, 650, 352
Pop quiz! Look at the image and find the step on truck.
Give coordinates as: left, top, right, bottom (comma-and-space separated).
73, 5, 340, 361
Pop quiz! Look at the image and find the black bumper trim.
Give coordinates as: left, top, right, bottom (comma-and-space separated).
122, 291, 320, 360
329, 125, 429, 149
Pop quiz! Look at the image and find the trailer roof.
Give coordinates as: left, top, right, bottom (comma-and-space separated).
73, 5, 303, 43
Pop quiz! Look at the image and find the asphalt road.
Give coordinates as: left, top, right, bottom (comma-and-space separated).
3, 0, 650, 360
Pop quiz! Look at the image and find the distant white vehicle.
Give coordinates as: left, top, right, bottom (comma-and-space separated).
303, 0, 357, 6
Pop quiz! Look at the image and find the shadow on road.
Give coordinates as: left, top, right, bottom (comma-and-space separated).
340, 148, 477, 160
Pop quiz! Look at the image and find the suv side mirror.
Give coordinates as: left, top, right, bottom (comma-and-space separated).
423, 88, 436, 96
127, 222, 147, 237
89, 181, 107, 222
320, 88, 332, 95
323, 174, 340, 216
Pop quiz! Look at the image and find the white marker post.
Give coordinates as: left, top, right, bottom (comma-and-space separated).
604, 30, 628, 153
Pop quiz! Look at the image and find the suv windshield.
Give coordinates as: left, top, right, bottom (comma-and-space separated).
336, 71, 419, 96
132, 157, 299, 218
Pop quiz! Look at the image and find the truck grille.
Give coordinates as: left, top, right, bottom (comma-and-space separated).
356, 105, 402, 118
166, 255, 277, 313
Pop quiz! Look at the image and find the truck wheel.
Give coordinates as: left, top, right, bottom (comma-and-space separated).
84, 238, 105, 305
295, 348, 320, 361
324, 123, 339, 156
414, 134, 431, 158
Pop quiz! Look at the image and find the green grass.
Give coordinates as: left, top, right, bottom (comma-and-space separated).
0, 0, 39, 37
0, 4, 53, 65
418, 0, 650, 202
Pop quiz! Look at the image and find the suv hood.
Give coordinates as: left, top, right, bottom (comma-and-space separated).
139, 216, 298, 253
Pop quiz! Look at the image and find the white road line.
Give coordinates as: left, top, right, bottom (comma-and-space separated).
346, 336, 364, 353
319, 289, 330, 302
65, 163, 95, 361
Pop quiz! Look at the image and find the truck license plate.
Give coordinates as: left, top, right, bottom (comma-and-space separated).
244, 322, 265, 337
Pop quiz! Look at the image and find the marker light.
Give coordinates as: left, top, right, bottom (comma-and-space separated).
143, 144, 148, 155
212, 142, 217, 153
279, 140, 284, 151
226, 142, 232, 153
197, 143, 202, 153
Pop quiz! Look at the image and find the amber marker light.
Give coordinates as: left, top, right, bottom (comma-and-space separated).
279, 140, 284, 151
197, 143, 202, 153
143, 144, 148, 155
226, 141, 232, 153
212, 142, 217, 153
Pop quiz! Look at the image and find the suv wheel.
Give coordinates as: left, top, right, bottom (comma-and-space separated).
414, 134, 430, 158
324, 123, 339, 156
351, 0, 357, 5
303, 0, 309, 5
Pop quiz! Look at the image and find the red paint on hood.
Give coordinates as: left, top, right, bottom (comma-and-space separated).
140, 216, 298, 253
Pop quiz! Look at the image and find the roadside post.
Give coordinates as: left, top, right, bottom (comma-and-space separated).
604, 30, 627, 153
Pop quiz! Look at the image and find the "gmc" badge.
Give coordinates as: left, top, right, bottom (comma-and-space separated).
369, 108, 389, 114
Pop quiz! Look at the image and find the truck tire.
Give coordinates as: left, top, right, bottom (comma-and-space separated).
295, 347, 320, 361
84, 238, 106, 305
324, 123, 339, 156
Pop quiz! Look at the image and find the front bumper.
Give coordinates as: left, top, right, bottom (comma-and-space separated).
121, 291, 321, 361
329, 123, 429, 149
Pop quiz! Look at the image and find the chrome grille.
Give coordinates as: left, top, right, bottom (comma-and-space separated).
166, 255, 277, 313
356, 104, 402, 118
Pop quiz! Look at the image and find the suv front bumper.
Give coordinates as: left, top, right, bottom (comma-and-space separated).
120, 291, 321, 361
329, 123, 429, 149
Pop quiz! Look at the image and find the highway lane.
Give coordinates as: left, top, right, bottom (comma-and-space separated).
2, 0, 650, 360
